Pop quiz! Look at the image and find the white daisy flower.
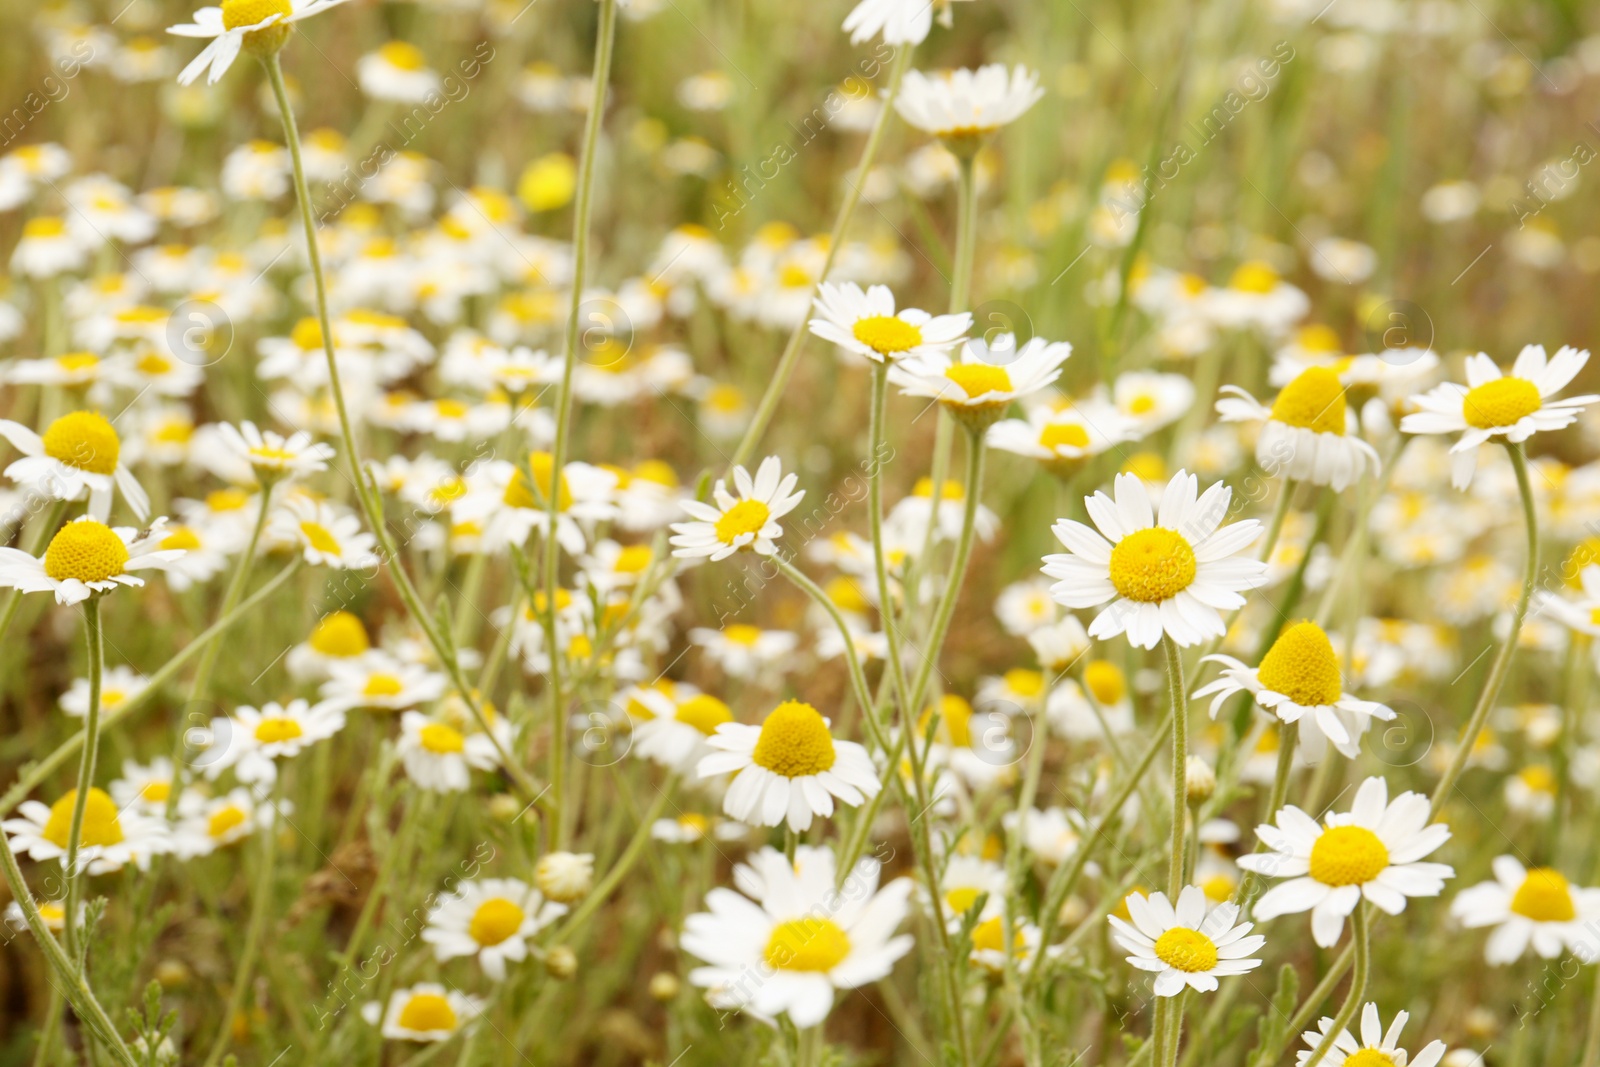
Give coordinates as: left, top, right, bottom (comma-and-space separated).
1108, 885, 1266, 997
397, 710, 504, 792
172, 786, 285, 859
216, 421, 336, 481
421, 877, 567, 981
1400, 345, 1597, 489
887, 476, 999, 544
842, 0, 936, 44
1216, 367, 1381, 490
0, 411, 151, 521
986, 397, 1140, 474
1194, 621, 1396, 761
270, 495, 380, 569
1238, 776, 1453, 947
10, 217, 87, 278
1450, 856, 1600, 964
60, 665, 149, 719
199, 699, 346, 785
631, 688, 735, 773
0, 516, 184, 605
1111, 371, 1195, 433
681, 845, 913, 1027
1002, 806, 1088, 865
356, 41, 440, 103
890, 335, 1072, 432
285, 610, 373, 680
1296, 1003, 1447, 1067
807, 282, 971, 365
688, 624, 799, 680
108, 757, 177, 813
3, 787, 170, 874
1042, 470, 1269, 649
697, 700, 881, 832
894, 64, 1045, 141
1201, 261, 1310, 338
319, 655, 447, 714
670, 456, 804, 562
362, 984, 484, 1043
452, 453, 618, 555
168, 0, 350, 87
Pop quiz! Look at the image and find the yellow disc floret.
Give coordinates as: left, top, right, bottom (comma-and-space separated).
1256, 621, 1343, 707
1039, 422, 1091, 450
309, 611, 369, 657
1152, 927, 1219, 972
255, 717, 304, 743
1108, 527, 1196, 603
1083, 660, 1127, 706
675, 694, 734, 735
395, 993, 457, 1032
42, 411, 121, 475
1270, 367, 1348, 434
220, 0, 293, 52
1309, 825, 1389, 886
751, 700, 836, 778
1343, 1052, 1398, 1067
43, 788, 124, 850
468, 898, 526, 946
420, 722, 466, 754
1510, 867, 1577, 922
764, 917, 851, 971
851, 315, 923, 356
208, 806, 249, 840
714, 499, 770, 546
44, 521, 129, 584
502, 452, 573, 511
944, 363, 1013, 402
1462, 376, 1542, 430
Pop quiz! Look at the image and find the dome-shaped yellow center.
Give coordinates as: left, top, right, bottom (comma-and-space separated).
140, 780, 171, 803
1003, 668, 1044, 699
1256, 621, 1343, 707
42, 411, 121, 475
1152, 927, 1218, 972
309, 611, 369, 657
396, 993, 457, 1032
970, 915, 1026, 957
208, 805, 249, 839
43, 788, 125, 850
1108, 527, 1196, 603
298, 521, 342, 555
1344, 1051, 1398, 1067
363, 673, 405, 698
1462, 377, 1542, 430
851, 315, 923, 355
44, 521, 129, 583
290, 317, 325, 351
763, 917, 851, 971
714, 499, 770, 545
1039, 422, 1090, 450
944, 363, 1013, 402
255, 717, 303, 743
378, 40, 427, 71
1269, 367, 1348, 434
722, 624, 762, 646
221, 0, 292, 29
1083, 660, 1127, 705
160, 526, 203, 551
1229, 261, 1279, 293
751, 700, 836, 778
1309, 825, 1389, 886
1510, 867, 1576, 922
1564, 537, 1600, 590
675, 694, 734, 735
420, 722, 466, 753
468, 897, 526, 946
946, 886, 983, 914
614, 544, 653, 573
503, 452, 573, 511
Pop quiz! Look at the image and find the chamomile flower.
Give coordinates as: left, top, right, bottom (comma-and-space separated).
357, 41, 440, 102
10, 217, 86, 277
1296, 1004, 1447, 1067
670, 456, 804, 562
842, 0, 936, 44
890, 335, 1072, 431
681, 845, 913, 1026
60, 666, 149, 719
1003, 805, 1087, 865
1401, 346, 1597, 489
1108, 886, 1265, 996
0, 517, 184, 604
421, 878, 566, 980
807, 282, 971, 364
689, 624, 799, 680
4, 787, 169, 873
171, 787, 282, 859
363, 984, 484, 1043
1202, 261, 1310, 337
109, 758, 177, 813
0, 410, 151, 520
319, 655, 447, 713
1216, 368, 1380, 489
200, 699, 346, 784
271, 496, 380, 569
1194, 621, 1396, 760
168, 0, 350, 87
1111, 372, 1195, 433
216, 421, 335, 481
397, 710, 504, 792
1043, 470, 1268, 649
286, 610, 373, 680
1450, 856, 1600, 963
454, 453, 618, 555
631, 689, 735, 772
894, 65, 1045, 144
697, 700, 880, 832
986, 397, 1139, 476
1238, 776, 1453, 947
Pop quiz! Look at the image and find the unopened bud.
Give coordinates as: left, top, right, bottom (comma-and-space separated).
1185, 756, 1215, 804
535, 851, 594, 903
546, 944, 578, 979
648, 972, 680, 1001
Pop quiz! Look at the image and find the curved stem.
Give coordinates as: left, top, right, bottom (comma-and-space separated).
729, 45, 912, 470
555, 777, 676, 937
61, 595, 104, 972
1581, 960, 1600, 1067
1301, 904, 1370, 1067
201, 778, 282, 1067
1162, 634, 1188, 898
1429, 440, 1538, 819
773, 557, 882, 749
906, 430, 986, 720
949, 152, 978, 314
866, 364, 910, 718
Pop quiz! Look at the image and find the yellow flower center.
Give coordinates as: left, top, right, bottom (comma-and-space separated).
1152, 927, 1219, 972
1511, 867, 1577, 922
1344, 1052, 1398, 1067
363, 674, 405, 698
290, 317, 325, 351
140, 781, 171, 803
24, 217, 67, 238
1270, 367, 1348, 434
614, 544, 653, 573
851, 315, 923, 355
1122, 452, 1166, 481
674, 694, 734, 736
714, 499, 771, 546
136, 352, 173, 375
1039, 422, 1090, 450
944, 363, 1013, 402
946, 886, 983, 913
248, 446, 298, 467
1256, 621, 1343, 707
221, 0, 292, 27
751, 700, 836, 778
255, 717, 303, 743
396, 993, 457, 1033
1566, 538, 1600, 590
503, 452, 573, 511
1309, 825, 1389, 886
763, 918, 851, 971
970, 916, 1025, 957
1083, 660, 1127, 705
468, 898, 526, 946
299, 521, 343, 555
1127, 394, 1157, 415
44, 521, 129, 583
43, 788, 124, 850
57, 352, 100, 375
102, 688, 126, 707
1463, 376, 1542, 430
1298, 323, 1344, 353
207, 488, 250, 512
160, 526, 203, 551
208, 806, 249, 839
420, 722, 465, 754
309, 612, 369, 657
1201, 874, 1235, 902
1004, 668, 1044, 699
42, 412, 121, 475
1107, 528, 1196, 603
434, 399, 469, 419
378, 40, 427, 70
722, 624, 763, 646
1519, 765, 1556, 794
1229, 261, 1279, 293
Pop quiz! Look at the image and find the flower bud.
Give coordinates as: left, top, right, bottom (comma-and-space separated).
536, 851, 594, 903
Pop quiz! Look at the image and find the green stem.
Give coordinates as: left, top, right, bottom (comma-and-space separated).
1581, 962, 1600, 1067
906, 430, 986, 720
949, 151, 978, 314
61, 596, 104, 973
773, 556, 881, 749
729, 45, 912, 470
866, 364, 911, 719
555, 777, 676, 937
1301, 905, 1370, 1067
1162, 634, 1188, 898
201, 778, 282, 1067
